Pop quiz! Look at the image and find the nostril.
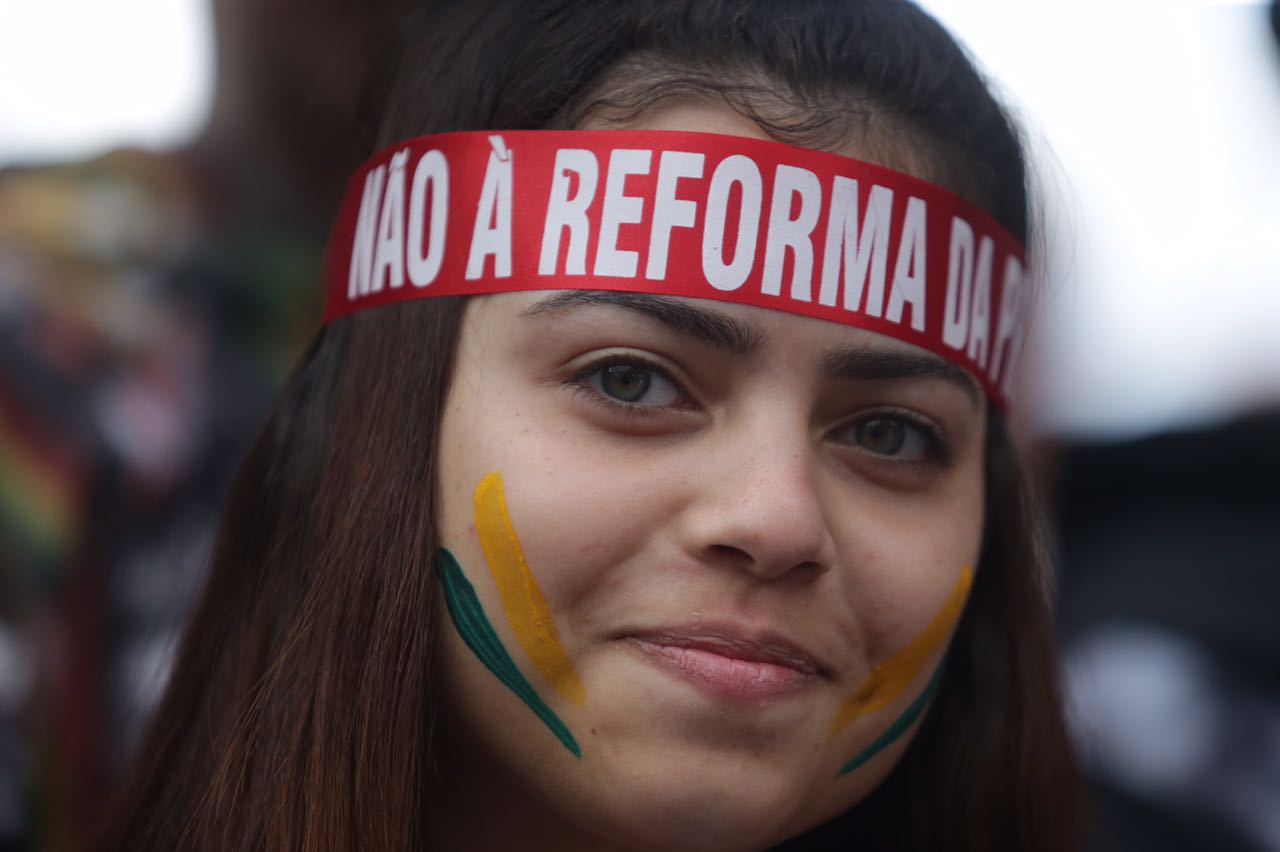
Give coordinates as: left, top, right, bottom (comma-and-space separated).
708, 543, 752, 563
704, 544, 827, 581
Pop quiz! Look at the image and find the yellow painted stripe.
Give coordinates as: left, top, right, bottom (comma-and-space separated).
474, 472, 586, 706
832, 566, 972, 734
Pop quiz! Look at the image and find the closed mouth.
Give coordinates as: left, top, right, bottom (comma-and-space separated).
623, 626, 827, 702
628, 630, 822, 675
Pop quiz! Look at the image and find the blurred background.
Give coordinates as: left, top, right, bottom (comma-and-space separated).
1, 0, 1277, 850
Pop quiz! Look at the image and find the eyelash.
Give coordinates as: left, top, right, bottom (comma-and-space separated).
831, 408, 951, 467
564, 355, 688, 416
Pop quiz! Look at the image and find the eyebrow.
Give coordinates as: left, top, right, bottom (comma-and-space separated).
522, 290, 764, 356
523, 290, 981, 406
821, 347, 982, 408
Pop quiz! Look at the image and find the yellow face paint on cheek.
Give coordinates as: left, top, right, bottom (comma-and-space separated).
473, 472, 587, 706
831, 566, 973, 735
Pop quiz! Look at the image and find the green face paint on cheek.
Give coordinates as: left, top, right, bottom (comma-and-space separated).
831, 567, 970, 778
832, 567, 971, 733
436, 548, 582, 758
836, 662, 945, 776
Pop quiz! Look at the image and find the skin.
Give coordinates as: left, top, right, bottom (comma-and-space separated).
428, 103, 988, 852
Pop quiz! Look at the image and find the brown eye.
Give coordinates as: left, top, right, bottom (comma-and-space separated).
600, 363, 652, 403
856, 418, 907, 455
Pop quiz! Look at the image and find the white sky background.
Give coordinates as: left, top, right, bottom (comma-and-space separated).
0, 0, 213, 159
1, 0, 1277, 438
920, 0, 1280, 437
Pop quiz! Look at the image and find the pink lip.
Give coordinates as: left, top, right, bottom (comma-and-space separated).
626, 627, 824, 702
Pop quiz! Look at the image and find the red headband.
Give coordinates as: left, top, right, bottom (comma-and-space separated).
325, 130, 1028, 408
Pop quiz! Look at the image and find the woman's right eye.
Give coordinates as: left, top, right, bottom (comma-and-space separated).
570, 358, 684, 410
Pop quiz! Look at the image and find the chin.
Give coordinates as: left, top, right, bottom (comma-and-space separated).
548, 717, 911, 852
564, 748, 832, 852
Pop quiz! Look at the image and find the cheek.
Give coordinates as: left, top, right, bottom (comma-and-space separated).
829, 473, 985, 659
437, 389, 679, 624
492, 458, 682, 606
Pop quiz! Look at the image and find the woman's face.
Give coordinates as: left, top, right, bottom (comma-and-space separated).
432, 104, 988, 852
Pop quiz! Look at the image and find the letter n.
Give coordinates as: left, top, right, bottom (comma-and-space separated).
348, 165, 387, 298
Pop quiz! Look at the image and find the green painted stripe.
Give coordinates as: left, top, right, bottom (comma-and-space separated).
437, 548, 582, 758
837, 662, 946, 777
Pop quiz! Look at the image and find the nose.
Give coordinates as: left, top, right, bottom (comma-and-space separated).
677, 417, 837, 582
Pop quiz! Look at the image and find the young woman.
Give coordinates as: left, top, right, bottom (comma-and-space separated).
98, 2, 1082, 850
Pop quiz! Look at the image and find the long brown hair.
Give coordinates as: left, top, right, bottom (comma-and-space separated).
98, 2, 1081, 849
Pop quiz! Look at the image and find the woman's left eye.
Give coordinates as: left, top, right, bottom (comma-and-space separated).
573, 359, 684, 409
832, 413, 944, 463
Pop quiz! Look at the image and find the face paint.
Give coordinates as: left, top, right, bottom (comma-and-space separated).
473, 472, 586, 705
832, 565, 972, 734
828, 566, 971, 775
837, 663, 946, 776
437, 548, 582, 757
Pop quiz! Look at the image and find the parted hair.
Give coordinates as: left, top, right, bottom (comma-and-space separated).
97, 2, 1082, 850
